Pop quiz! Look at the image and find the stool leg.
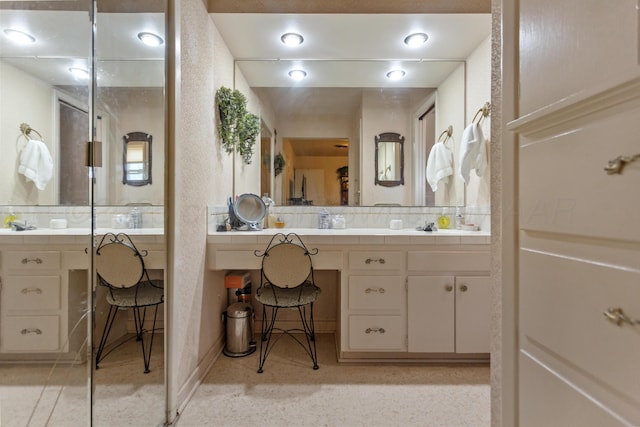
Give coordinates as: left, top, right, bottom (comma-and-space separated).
298, 303, 319, 370
95, 305, 118, 369
257, 305, 278, 373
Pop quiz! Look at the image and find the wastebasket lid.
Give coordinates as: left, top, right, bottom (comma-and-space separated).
227, 302, 252, 318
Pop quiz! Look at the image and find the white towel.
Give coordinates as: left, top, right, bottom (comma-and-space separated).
18, 138, 53, 190
458, 123, 487, 184
426, 142, 453, 192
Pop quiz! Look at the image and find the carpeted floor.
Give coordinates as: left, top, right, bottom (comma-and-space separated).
175, 334, 490, 427
0, 333, 489, 426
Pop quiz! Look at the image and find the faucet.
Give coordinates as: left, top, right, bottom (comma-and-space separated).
9, 220, 36, 231
262, 194, 274, 229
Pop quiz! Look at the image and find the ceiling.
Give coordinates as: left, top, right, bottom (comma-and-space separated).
211, 13, 492, 88
0, 10, 165, 87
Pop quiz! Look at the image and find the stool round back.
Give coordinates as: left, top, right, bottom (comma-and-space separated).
262, 243, 311, 288
96, 242, 144, 288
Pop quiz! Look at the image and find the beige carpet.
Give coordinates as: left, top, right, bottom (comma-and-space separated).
0, 334, 489, 426
176, 334, 490, 427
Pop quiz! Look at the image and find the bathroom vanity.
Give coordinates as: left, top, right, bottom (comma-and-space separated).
0, 229, 165, 361
207, 228, 491, 362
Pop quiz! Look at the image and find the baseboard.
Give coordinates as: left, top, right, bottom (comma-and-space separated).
175, 333, 225, 418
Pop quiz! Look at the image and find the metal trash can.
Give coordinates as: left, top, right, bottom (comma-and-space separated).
223, 302, 256, 357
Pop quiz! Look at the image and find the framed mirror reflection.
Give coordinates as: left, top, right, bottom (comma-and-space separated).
375, 132, 404, 187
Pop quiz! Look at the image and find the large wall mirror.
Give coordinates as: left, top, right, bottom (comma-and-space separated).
0, 4, 165, 207
218, 13, 491, 208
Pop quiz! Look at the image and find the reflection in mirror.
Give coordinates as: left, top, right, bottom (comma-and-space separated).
0, 3, 166, 425
123, 132, 152, 186
220, 13, 491, 208
0, 2, 93, 425
375, 132, 404, 187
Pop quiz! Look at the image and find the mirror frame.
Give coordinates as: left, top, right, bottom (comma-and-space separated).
122, 131, 152, 186
374, 132, 404, 187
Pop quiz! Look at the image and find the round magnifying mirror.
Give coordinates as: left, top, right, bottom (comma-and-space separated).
233, 193, 266, 230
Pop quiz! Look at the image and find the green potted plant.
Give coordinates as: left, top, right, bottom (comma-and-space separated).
215, 86, 259, 164
237, 112, 260, 164
274, 152, 285, 176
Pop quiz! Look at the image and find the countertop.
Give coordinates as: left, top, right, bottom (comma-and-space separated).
207, 227, 491, 245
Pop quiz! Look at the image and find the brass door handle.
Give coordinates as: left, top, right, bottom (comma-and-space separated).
603, 307, 640, 326
604, 154, 640, 175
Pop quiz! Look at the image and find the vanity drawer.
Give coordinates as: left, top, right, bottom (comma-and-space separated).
3, 276, 61, 311
348, 275, 404, 311
348, 315, 405, 350
520, 103, 640, 241
407, 251, 490, 273
1, 315, 60, 352
348, 251, 403, 271
4, 251, 61, 272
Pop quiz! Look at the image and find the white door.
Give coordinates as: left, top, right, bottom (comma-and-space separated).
510, 0, 640, 424
407, 276, 455, 353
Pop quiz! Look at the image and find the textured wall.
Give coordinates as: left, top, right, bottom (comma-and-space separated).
169, 0, 227, 416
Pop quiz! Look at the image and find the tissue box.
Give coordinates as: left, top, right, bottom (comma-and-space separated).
224, 270, 251, 289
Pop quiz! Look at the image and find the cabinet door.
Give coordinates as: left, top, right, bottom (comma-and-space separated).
455, 276, 491, 353
407, 276, 455, 353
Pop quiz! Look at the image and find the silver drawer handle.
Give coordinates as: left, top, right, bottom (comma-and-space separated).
21, 257, 43, 265
604, 154, 640, 175
365, 258, 386, 264
365, 327, 386, 334
365, 287, 386, 294
21, 328, 43, 335
21, 287, 43, 295
603, 307, 640, 327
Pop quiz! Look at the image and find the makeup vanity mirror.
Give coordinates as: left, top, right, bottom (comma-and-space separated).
375, 132, 404, 187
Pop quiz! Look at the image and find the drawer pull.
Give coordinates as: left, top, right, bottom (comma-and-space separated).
21, 287, 43, 295
603, 307, 640, 327
459, 284, 468, 292
445, 284, 453, 292
365, 258, 386, 265
364, 287, 386, 294
21, 328, 43, 335
365, 327, 386, 334
21, 257, 43, 265
604, 154, 640, 175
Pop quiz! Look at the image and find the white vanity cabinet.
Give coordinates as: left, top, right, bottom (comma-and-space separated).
347, 251, 406, 351
0, 231, 164, 362
0, 251, 66, 353
207, 230, 491, 362
407, 276, 491, 353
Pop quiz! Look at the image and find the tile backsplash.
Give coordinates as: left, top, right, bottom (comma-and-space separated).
2, 205, 164, 229
209, 205, 491, 232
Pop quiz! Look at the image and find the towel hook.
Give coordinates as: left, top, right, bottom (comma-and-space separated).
437, 125, 453, 143
472, 102, 491, 124
20, 123, 44, 141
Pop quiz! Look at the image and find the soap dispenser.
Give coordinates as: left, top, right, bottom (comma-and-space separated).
3, 204, 16, 228
437, 208, 450, 230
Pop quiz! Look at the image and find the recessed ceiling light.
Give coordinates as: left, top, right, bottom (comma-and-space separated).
3, 29, 36, 44
288, 69, 307, 80
69, 67, 89, 79
137, 32, 164, 46
386, 69, 406, 80
403, 32, 429, 47
281, 32, 304, 47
